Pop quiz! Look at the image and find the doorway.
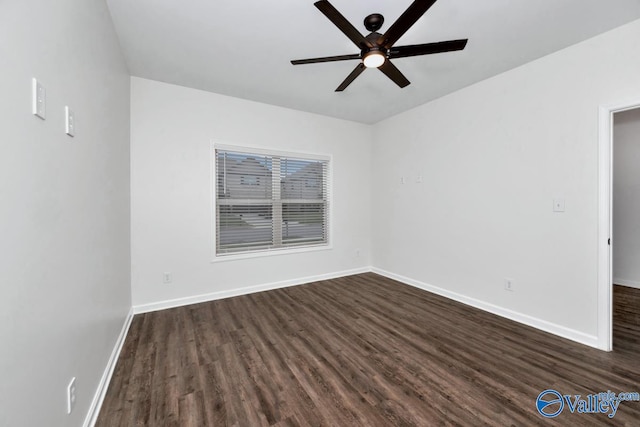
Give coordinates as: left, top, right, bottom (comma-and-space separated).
598, 101, 640, 351
612, 108, 640, 350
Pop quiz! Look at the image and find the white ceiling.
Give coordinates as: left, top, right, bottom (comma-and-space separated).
106, 0, 640, 124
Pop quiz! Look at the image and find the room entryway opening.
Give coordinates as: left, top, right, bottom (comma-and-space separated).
612, 108, 640, 351
598, 101, 640, 351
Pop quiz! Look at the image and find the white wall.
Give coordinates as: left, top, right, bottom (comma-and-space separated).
371, 19, 640, 345
131, 77, 372, 308
0, 1, 131, 426
613, 108, 640, 289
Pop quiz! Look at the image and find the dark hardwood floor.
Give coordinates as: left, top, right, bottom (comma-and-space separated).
96, 274, 640, 426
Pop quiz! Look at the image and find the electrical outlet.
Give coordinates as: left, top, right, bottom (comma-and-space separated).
163, 272, 172, 283
553, 198, 565, 212
67, 377, 76, 414
504, 278, 514, 292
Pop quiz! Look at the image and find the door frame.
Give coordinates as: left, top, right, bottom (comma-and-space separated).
597, 99, 640, 351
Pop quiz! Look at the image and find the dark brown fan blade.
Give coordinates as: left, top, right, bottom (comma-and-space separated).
378, 60, 410, 88
291, 53, 361, 65
315, 1, 373, 49
389, 39, 468, 59
335, 63, 366, 91
377, 0, 438, 49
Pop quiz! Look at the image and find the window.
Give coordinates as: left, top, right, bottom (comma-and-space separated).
215, 147, 329, 256
241, 175, 260, 186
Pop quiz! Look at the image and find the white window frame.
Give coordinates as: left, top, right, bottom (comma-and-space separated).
211, 142, 332, 262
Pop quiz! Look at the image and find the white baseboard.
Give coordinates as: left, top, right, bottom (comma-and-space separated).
133, 267, 372, 314
613, 278, 640, 289
372, 268, 600, 349
83, 307, 135, 427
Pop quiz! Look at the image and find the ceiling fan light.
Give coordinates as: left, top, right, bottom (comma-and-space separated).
363, 51, 385, 68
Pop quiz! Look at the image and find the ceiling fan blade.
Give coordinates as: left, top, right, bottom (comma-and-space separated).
314, 1, 373, 49
291, 53, 361, 65
335, 63, 366, 92
389, 39, 468, 59
378, 60, 410, 88
377, 0, 438, 49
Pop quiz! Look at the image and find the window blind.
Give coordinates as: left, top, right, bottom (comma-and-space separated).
215, 148, 329, 256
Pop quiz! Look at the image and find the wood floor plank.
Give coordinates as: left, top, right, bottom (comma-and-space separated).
96, 274, 640, 426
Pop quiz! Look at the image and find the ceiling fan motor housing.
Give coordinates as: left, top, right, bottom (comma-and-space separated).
364, 32, 387, 56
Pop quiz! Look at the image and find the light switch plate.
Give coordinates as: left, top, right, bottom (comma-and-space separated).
67, 377, 76, 414
32, 78, 46, 119
65, 106, 75, 136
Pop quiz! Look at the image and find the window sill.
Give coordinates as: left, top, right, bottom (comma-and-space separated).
211, 243, 332, 263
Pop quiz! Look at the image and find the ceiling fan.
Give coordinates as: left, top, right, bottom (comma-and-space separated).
291, 0, 468, 91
